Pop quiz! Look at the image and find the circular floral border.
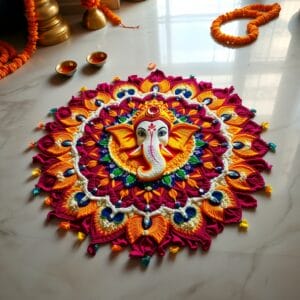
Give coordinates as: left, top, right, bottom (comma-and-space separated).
31, 70, 274, 266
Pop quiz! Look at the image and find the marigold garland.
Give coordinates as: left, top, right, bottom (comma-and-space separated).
211, 3, 281, 47
81, 0, 100, 9
0, 0, 38, 80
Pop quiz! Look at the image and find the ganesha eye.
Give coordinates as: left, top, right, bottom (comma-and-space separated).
158, 128, 167, 137
137, 128, 146, 137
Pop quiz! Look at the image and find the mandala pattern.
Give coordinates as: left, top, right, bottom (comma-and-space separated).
32, 70, 273, 265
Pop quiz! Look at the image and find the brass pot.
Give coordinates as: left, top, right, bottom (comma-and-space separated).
82, 8, 106, 30
34, 0, 70, 46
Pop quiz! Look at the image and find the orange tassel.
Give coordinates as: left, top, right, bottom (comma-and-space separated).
59, 221, 71, 231
111, 244, 123, 252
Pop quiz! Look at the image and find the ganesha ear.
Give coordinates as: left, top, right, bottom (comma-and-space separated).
168, 123, 199, 151
106, 124, 137, 149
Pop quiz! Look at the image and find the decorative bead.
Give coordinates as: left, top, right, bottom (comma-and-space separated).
28, 141, 36, 149
268, 142, 277, 153
111, 244, 123, 252
250, 108, 257, 114
31, 168, 41, 177
261, 122, 270, 131
32, 187, 41, 196
77, 231, 86, 241
44, 197, 52, 206
112, 76, 120, 82
215, 166, 223, 173
48, 108, 57, 115
37, 122, 45, 129
239, 219, 249, 231
140, 255, 151, 267
80, 86, 87, 91
264, 185, 272, 195
59, 221, 70, 231
147, 62, 156, 70
169, 245, 180, 254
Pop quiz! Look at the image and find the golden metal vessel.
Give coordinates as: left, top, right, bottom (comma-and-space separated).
34, 0, 70, 46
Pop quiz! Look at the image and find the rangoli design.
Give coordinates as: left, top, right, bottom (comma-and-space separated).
31, 70, 274, 266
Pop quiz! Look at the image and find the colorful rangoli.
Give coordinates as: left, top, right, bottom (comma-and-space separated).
31, 70, 274, 266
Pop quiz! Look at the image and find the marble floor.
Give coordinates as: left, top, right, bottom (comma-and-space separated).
0, 0, 300, 299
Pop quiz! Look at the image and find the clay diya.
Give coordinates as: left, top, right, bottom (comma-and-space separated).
55, 60, 77, 76
86, 51, 107, 67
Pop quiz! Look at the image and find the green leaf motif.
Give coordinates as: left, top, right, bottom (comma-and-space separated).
196, 139, 206, 148
99, 138, 109, 146
125, 174, 136, 185
162, 175, 172, 187
118, 116, 127, 123
189, 155, 201, 165
176, 169, 186, 179
178, 116, 188, 122
101, 154, 111, 163
112, 168, 123, 177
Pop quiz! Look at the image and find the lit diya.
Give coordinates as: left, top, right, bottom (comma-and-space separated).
55, 60, 77, 76
86, 51, 107, 67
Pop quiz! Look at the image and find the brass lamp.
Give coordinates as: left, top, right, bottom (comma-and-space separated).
34, 0, 70, 46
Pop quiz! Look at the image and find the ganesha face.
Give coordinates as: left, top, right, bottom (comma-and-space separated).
134, 120, 169, 181
106, 105, 199, 182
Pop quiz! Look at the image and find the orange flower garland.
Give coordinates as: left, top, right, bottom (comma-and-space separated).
81, 0, 100, 8
211, 3, 281, 47
0, 0, 38, 80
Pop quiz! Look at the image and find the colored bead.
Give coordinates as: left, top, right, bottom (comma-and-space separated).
61, 140, 72, 147
59, 221, 70, 230
37, 121, 45, 129
250, 108, 257, 114
203, 98, 212, 105
77, 231, 86, 241
111, 244, 123, 252
186, 207, 196, 218
32, 187, 41, 196
174, 212, 184, 224
268, 142, 277, 153
215, 166, 223, 173
112, 76, 120, 82
63, 168, 75, 177
265, 185, 272, 195
44, 197, 52, 206
28, 141, 36, 149
142, 217, 152, 229
80, 86, 87, 91
31, 168, 41, 177
169, 245, 180, 254
113, 212, 125, 224
48, 108, 57, 115
140, 255, 151, 267
75, 192, 90, 207
76, 114, 86, 122
233, 141, 245, 149
239, 219, 249, 231
228, 170, 240, 179
147, 62, 156, 70
221, 113, 232, 121
209, 191, 223, 206
261, 122, 270, 131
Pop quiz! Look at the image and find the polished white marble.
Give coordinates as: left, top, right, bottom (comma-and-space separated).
0, 0, 300, 299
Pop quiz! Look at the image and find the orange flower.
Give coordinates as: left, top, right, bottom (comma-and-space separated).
81, 0, 100, 9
